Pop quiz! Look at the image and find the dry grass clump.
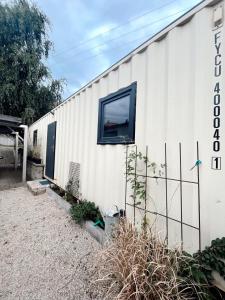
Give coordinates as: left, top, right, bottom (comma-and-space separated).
97, 219, 204, 300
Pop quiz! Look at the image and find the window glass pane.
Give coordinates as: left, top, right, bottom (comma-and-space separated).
103, 95, 130, 138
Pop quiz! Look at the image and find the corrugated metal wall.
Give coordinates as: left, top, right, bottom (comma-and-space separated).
29, 0, 225, 251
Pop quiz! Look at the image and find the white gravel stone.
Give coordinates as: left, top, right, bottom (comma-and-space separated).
0, 187, 101, 300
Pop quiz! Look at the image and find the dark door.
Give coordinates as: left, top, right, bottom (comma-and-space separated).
45, 121, 57, 179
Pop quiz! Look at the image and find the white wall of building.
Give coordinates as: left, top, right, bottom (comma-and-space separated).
29, 0, 225, 252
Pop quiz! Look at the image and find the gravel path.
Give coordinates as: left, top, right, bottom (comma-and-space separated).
0, 187, 101, 300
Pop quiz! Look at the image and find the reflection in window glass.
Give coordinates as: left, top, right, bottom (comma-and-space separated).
97, 82, 136, 144
103, 96, 130, 138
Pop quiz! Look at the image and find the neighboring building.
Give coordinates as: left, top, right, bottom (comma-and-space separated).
29, 0, 225, 252
0, 115, 23, 168
0, 134, 22, 167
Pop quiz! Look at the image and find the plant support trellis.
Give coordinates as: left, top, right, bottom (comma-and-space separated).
124, 142, 201, 251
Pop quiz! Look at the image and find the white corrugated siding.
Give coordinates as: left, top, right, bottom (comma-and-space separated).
29, 1, 225, 251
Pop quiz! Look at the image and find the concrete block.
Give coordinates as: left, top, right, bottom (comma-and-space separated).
84, 221, 105, 244
46, 187, 72, 213
27, 161, 44, 180
27, 180, 46, 196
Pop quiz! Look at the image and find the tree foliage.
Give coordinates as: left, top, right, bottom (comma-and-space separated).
0, 0, 64, 124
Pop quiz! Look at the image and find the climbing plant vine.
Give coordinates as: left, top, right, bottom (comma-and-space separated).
126, 148, 165, 207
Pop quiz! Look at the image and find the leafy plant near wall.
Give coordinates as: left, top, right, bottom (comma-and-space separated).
178, 253, 213, 299
70, 200, 105, 229
178, 237, 225, 299
126, 148, 164, 226
127, 150, 159, 202
195, 237, 225, 281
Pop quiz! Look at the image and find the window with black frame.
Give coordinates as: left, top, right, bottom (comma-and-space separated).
97, 82, 136, 144
33, 130, 38, 147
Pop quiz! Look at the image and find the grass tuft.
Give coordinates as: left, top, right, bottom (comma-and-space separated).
96, 219, 210, 300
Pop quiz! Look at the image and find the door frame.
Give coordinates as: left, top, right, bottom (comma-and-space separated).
45, 121, 57, 180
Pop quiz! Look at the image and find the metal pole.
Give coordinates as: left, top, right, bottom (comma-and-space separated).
134, 145, 138, 225
165, 143, 169, 245
15, 132, 19, 170
19, 125, 28, 182
179, 143, 183, 247
197, 141, 201, 251
125, 145, 128, 212
144, 146, 148, 220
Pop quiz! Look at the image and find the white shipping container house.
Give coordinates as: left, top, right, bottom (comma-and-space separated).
29, 0, 225, 252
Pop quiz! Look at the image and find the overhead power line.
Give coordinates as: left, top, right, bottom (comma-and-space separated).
49, 7, 191, 68
52, 0, 178, 58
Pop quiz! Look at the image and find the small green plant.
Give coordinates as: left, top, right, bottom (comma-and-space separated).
178, 253, 213, 299
194, 237, 225, 282
126, 149, 165, 204
178, 237, 225, 299
126, 148, 164, 227
70, 200, 104, 228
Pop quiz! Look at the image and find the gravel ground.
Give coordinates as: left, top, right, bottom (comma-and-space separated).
0, 187, 102, 300
0, 168, 24, 191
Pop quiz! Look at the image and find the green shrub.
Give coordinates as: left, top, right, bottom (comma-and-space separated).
194, 237, 225, 282
178, 252, 213, 299
178, 237, 225, 299
70, 200, 104, 228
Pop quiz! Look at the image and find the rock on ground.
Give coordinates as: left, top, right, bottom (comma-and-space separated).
0, 187, 102, 300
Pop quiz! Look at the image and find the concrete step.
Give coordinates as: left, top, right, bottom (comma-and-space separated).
27, 180, 46, 196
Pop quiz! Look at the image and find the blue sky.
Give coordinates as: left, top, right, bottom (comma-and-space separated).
35, 0, 201, 99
